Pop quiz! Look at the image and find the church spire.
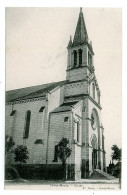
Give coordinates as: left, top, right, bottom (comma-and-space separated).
73, 8, 88, 46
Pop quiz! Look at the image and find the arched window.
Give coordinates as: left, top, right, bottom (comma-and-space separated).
23, 110, 31, 139
79, 49, 82, 66
92, 83, 95, 99
39, 106, 45, 112
88, 51, 92, 66
10, 110, 16, 116
10, 110, 17, 137
73, 50, 77, 67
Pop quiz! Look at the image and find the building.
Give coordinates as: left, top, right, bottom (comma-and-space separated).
5, 8, 106, 180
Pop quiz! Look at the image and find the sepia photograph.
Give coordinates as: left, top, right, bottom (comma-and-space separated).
4, 7, 122, 190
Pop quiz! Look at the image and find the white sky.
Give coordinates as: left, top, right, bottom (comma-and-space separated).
6, 7, 122, 166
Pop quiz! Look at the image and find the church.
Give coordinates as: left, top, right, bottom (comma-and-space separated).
6, 8, 106, 180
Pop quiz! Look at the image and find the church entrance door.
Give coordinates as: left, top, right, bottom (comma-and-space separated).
92, 149, 97, 169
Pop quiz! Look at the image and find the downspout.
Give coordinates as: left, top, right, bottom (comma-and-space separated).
45, 102, 51, 176
11, 102, 14, 137
45, 91, 50, 176
12, 101, 14, 112
70, 110, 73, 179
83, 97, 87, 178
9, 101, 14, 164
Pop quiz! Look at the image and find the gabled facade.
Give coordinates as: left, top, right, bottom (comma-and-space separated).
5, 8, 106, 180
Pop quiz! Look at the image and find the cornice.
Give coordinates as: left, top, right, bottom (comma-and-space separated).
66, 79, 87, 84
6, 96, 46, 105
67, 42, 94, 55
64, 94, 101, 109
66, 65, 86, 72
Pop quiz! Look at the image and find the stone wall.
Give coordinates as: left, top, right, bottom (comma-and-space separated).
65, 81, 88, 97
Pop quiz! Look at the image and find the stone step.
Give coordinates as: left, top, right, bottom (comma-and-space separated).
89, 170, 109, 180
95, 169, 116, 180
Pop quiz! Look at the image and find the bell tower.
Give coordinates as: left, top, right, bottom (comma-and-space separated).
65, 9, 106, 177
66, 8, 95, 82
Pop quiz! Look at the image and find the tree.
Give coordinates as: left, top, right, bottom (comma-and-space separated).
111, 145, 121, 162
111, 145, 122, 181
5, 135, 15, 156
5, 135, 20, 180
5, 135, 15, 165
14, 145, 29, 165
57, 137, 72, 181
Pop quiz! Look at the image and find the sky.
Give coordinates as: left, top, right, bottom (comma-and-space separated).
6, 7, 122, 166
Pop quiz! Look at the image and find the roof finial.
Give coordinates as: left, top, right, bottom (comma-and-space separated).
80, 7, 82, 13
67, 35, 73, 48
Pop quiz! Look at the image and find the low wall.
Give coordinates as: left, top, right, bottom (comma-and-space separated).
5, 164, 76, 180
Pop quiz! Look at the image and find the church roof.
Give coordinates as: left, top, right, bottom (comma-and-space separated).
51, 101, 78, 113
6, 80, 66, 103
73, 8, 88, 46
